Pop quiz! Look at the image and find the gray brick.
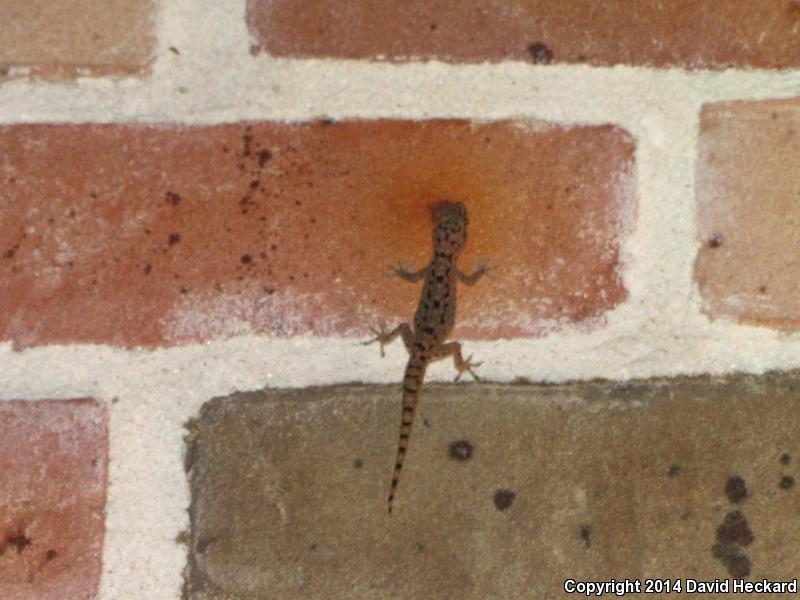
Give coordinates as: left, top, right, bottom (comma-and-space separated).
184, 375, 800, 598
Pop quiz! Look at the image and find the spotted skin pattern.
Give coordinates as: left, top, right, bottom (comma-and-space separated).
365, 201, 487, 513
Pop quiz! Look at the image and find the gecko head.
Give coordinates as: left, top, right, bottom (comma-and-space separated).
432, 201, 468, 254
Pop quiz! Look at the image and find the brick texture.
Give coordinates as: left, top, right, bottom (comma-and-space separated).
0, 399, 108, 600
248, 0, 800, 69
0, 120, 634, 348
185, 375, 800, 598
695, 98, 800, 329
0, 0, 155, 79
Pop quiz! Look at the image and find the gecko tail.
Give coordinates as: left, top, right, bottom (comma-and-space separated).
387, 363, 425, 514
387, 398, 415, 514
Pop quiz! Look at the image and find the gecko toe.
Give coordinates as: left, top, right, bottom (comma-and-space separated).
456, 354, 482, 381
362, 327, 391, 357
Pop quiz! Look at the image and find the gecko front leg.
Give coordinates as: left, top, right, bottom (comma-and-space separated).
389, 263, 430, 282
428, 341, 482, 381
457, 262, 490, 286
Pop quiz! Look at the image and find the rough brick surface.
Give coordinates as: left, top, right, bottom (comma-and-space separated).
0, 0, 154, 79
0, 399, 108, 600
0, 120, 634, 348
248, 0, 800, 69
185, 375, 800, 598
695, 99, 800, 329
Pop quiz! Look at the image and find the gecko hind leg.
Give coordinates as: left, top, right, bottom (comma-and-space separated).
362, 324, 414, 357
429, 341, 482, 381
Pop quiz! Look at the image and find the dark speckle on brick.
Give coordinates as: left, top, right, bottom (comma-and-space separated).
667, 464, 681, 478
493, 489, 516, 511
45, 548, 57, 561
448, 439, 473, 461
166, 191, 181, 206
717, 510, 754, 546
168, 233, 181, 246
712, 509, 754, 577
256, 149, 272, 167
241, 254, 252, 265
708, 233, 723, 248
725, 475, 747, 503
7, 533, 31, 553
726, 553, 751, 578
712, 542, 751, 578
780, 453, 791, 465
144, 264, 152, 275
352, 458, 363, 469
527, 42, 554, 64
196, 536, 216, 554
579, 525, 592, 549
780, 475, 794, 490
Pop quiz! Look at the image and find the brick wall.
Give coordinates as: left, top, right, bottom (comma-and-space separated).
2, 1, 800, 598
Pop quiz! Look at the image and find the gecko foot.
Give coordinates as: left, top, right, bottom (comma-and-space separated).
474, 261, 492, 276
388, 264, 419, 280
454, 354, 482, 382
362, 326, 390, 358
386, 263, 407, 277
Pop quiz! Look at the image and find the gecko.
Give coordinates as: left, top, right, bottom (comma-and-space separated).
365, 201, 487, 514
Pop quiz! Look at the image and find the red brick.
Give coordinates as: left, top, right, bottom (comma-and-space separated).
247, 0, 800, 69
695, 99, 800, 328
0, 0, 154, 79
0, 120, 634, 348
0, 399, 107, 600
